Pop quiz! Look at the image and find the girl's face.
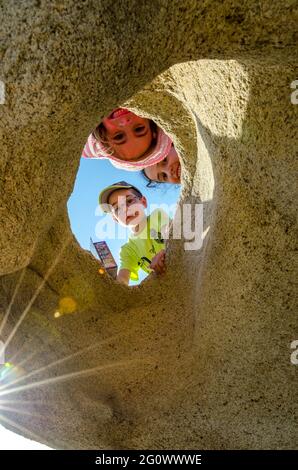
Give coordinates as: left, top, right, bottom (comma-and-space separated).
143, 145, 181, 184
102, 109, 153, 161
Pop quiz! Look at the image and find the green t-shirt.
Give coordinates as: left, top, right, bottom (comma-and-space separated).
119, 209, 170, 281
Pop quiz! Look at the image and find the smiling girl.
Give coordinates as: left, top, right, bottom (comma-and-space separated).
82, 108, 173, 171
141, 144, 181, 185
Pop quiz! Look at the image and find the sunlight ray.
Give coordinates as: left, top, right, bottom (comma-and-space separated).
0, 350, 38, 386
1, 234, 72, 356
0, 331, 126, 392
0, 399, 44, 406
0, 404, 48, 420
1, 348, 35, 371
0, 268, 26, 337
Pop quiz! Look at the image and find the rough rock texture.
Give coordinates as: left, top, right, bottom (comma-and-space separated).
0, 1, 297, 449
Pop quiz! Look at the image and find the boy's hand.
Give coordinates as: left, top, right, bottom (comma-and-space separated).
150, 249, 166, 275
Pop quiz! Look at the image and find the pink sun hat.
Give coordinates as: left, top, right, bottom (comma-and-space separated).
81, 125, 172, 171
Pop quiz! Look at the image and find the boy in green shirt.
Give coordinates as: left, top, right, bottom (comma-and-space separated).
98, 181, 170, 285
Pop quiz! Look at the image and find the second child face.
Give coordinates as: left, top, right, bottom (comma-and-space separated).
102, 109, 153, 162
108, 188, 147, 227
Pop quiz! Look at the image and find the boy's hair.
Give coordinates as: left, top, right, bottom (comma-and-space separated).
92, 120, 158, 158
99, 181, 145, 213
130, 187, 143, 199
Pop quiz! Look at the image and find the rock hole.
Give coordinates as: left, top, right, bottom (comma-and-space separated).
68, 107, 181, 287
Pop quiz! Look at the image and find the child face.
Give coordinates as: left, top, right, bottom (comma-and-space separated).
108, 188, 147, 227
143, 145, 181, 184
102, 109, 153, 161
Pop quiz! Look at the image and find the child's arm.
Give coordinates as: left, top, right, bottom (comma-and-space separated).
149, 249, 166, 275
117, 268, 131, 285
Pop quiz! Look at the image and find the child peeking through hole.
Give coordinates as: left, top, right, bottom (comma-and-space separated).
82, 108, 177, 172
98, 181, 170, 285
141, 143, 181, 185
